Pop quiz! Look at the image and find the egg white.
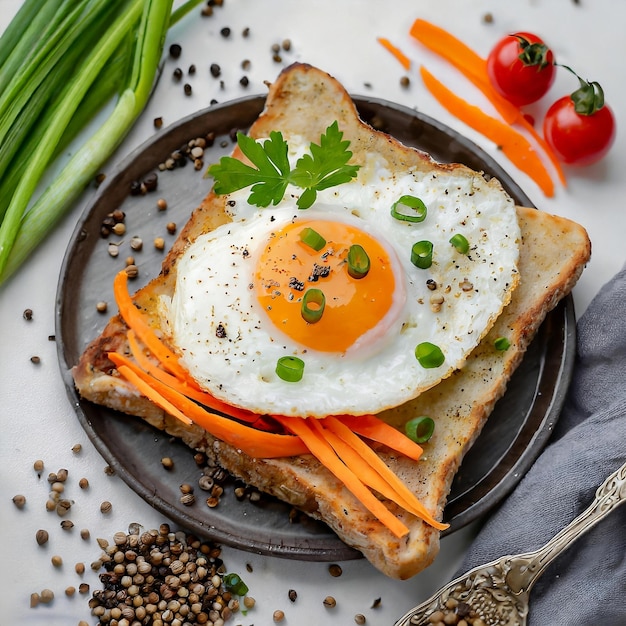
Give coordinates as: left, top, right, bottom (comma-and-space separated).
160, 146, 520, 417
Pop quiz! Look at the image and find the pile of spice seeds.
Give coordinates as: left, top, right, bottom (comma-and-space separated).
87, 523, 249, 625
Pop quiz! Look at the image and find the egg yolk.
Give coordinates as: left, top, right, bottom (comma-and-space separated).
255, 218, 397, 353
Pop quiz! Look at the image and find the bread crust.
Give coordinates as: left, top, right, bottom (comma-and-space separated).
72, 63, 591, 579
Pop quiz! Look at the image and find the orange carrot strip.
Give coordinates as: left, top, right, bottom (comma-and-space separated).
410, 18, 566, 187
275, 416, 409, 538
112, 271, 188, 379
126, 329, 263, 425
324, 417, 448, 530
420, 66, 555, 197
336, 414, 422, 461
377, 37, 411, 70
109, 352, 308, 458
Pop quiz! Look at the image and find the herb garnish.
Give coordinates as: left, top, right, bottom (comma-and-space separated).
207, 121, 360, 209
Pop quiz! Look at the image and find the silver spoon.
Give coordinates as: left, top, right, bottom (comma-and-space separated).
395, 459, 626, 626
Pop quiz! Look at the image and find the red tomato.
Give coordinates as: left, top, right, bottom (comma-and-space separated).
487, 32, 556, 106
543, 96, 616, 165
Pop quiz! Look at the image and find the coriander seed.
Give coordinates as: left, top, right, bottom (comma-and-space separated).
273, 609, 285, 622
65, 586, 76, 597
328, 563, 342, 577
76, 562, 86, 575
80, 528, 91, 540
72, 443, 82, 454
154, 237, 165, 250
33, 459, 44, 473
40, 589, 54, 603
156, 198, 168, 210
36, 529, 49, 545
12, 494, 26, 509
323, 595, 337, 608
30, 592, 40, 607
161, 456, 174, 470
79, 477, 89, 489
355, 614, 366, 624
100, 500, 112, 514
51, 555, 63, 567
60, 519, 74, 531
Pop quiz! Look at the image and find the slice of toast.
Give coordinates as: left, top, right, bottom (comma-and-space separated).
72, 63, 591, 579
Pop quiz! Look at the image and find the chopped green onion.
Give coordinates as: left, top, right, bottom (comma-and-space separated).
415, 342, 445, 368
494, 337, 511, 351
299, 226, 326, 251
405, 416, 435, 444
301, 288, 326, 323
347, 243, 370, 279
449, 233, 470, 254
223, 573, 249, 596
390, 195, 428, 222
276, 356, 305, 382
410, 240, 433, 269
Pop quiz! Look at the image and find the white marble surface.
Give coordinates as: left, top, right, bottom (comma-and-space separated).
1, 0, 625, 624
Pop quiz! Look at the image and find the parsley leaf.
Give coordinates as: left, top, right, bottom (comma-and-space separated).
206, 122, 360, 209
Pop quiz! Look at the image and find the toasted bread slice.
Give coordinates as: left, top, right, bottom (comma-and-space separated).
73, 63, 590, 579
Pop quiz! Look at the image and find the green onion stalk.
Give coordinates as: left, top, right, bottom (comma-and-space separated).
0, 0, 203, 286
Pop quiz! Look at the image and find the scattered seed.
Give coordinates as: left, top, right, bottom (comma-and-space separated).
30, 355, 41, 364
80, 528, 91, 541
75, 562, 86, 575
184, 83, 192, 96
241, 58, 251, 70
244, 595, 256, 609
210, 63, 221, 78
400, 76, 410, 88
483, 12, 494, 23
328, 563, 343, 577
36, 529, 49, 545
51, 555, 63, 567
371, 597, 382, 608
78, 583, 90, 594
103, 465, 115, 476
12, 494, 26, 509
169, 43, 182, 58
107, 242, 120, 258
39, 589, 54, 604
23, 308, 33, 320
130, 236, 143, 251
220, 26, 231, 38
30, 593, 40, 608
154, 116, 163, 129
100, 501, 112, 514
166, 222, 177, 235
124, 255, 135, 267
72, 443, 82, 454
96, 301, 108, 313
154, 237, 165, 251
282, 39, 292, 51
161, 456, 174, 470
273, 609, 285, 622
65, 586, 76, 597
355, 614, 366, 624
180, 493, 196, 506
33, 459, 44, 473
60, 519, 74, 531
323, 595, 337, 608
157, 198, 168, 211
240, 75, 249, 87
288, 589, 297, 602
124, 264, 139, 279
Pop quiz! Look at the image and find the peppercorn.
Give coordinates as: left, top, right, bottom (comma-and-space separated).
23, 308, 33, 320
210, 63, 221, 78
169, 43, 182, 58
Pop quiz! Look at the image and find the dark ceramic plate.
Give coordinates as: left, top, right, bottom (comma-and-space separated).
56, 95, 576, 561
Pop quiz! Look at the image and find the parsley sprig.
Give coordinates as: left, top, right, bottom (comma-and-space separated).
207, 121, 360, 209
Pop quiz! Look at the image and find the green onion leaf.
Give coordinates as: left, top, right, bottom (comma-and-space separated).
410, 240, 433, 269
494, 337, 511, 351
301, 288, 326, 323
223, 573, 249, 596
405, 416, 435, 443
415, 342, 445, 368
347, 244, 370, 279
299, 227, 326, 251
276, 356, 305, 382
390, 195, 428, 222
449, 233, 470, 254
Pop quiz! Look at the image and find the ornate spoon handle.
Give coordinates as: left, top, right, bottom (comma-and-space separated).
504, 460, 626, 594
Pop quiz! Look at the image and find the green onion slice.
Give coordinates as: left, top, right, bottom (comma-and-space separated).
410, 240, 433, 269
299, 227, 326, 251
449, 233, 470, 254
494, 336, 511, 351
415, 342, 445, 368
301, 288, 326, 323
276, 355, 305, 382
347, 243, 370, 279
223, 573, 249, 596
390, 195, 428, 222
405, 416, 435, 444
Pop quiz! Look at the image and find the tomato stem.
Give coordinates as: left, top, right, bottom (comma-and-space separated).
558, 63, 605, 115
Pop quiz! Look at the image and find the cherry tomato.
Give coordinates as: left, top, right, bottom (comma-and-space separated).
543, 78, 616, 166
487, 32, 556, 106
544, 97, 616, 166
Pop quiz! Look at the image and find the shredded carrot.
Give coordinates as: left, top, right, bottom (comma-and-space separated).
275, 415, 410, 537
409, 18, 566, 187
336, 414, 422, 461
323, 417, 448, 530
112, 271, 188, 380
377, 37, 411, 70
109, 352, 308, 458
419, 66, 555, 198
126, 329, 265, 425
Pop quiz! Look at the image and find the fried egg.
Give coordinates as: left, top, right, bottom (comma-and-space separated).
160, 140, 520, 418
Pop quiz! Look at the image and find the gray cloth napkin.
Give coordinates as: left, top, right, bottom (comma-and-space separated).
459, 264, 626, 625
